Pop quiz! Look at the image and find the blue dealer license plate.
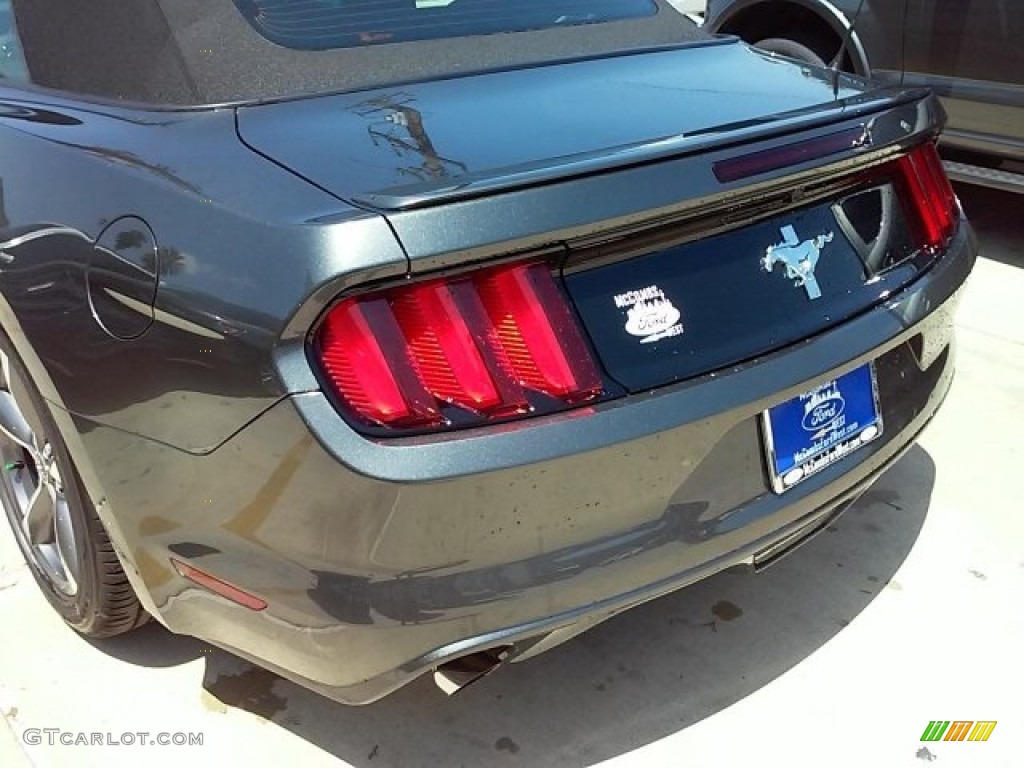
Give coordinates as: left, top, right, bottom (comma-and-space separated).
762, 363, 883, 493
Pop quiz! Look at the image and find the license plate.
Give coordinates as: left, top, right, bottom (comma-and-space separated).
762, 363, 883, 493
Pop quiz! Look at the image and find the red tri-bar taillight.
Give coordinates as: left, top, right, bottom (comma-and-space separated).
315, 262, 603, 431
896, 142, 958, 249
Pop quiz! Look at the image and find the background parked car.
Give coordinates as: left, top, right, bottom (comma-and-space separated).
703, 0, 1024, 193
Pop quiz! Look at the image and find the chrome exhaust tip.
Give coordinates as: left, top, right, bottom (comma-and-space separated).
433, 647, 509, 695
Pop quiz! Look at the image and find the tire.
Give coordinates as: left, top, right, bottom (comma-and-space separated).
752, 37, 829, 68
0, 332, 147, 637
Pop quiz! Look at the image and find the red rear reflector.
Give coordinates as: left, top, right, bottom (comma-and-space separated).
171, 558, 267, 611
713, 127, 867, 183
897, 142, 958, 249
316, 262, 603, 431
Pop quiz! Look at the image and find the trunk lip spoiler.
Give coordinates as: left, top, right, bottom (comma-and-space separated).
351, 87, 934, 212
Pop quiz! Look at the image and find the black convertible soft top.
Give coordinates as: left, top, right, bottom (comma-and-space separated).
12, 0, 705, 106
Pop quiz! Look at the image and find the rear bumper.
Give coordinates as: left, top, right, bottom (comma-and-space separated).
83, 223, 973, 704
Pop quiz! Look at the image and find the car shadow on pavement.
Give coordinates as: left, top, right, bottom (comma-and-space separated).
86, 620, 208, 668
189, 444, 935, 768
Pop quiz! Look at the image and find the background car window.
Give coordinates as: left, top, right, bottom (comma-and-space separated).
904, 0, 1024, 84
0, 0, 29, 82
234, 0, 658, 50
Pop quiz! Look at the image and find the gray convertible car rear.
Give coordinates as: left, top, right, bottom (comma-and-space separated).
0, 1, 974, 703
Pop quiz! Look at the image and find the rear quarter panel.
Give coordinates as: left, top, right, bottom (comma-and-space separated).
0, 94, 404, 453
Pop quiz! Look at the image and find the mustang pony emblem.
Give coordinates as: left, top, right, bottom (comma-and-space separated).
761, 225, 834, 300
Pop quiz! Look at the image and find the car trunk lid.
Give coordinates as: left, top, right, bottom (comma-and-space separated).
236, 40, 870, 210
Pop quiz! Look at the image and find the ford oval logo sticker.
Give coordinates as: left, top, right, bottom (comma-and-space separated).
802, 384, 846, 435
613, 284, 684, 344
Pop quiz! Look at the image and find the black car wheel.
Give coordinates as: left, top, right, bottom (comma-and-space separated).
0, 333, 147, 637
753, 37, 828, 68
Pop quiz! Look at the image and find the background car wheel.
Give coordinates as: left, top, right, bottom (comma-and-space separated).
0, 335, 147, 637
752, 37, 828, 68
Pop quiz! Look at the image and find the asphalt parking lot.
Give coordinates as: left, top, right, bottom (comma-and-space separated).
1, 184, 1021, 768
